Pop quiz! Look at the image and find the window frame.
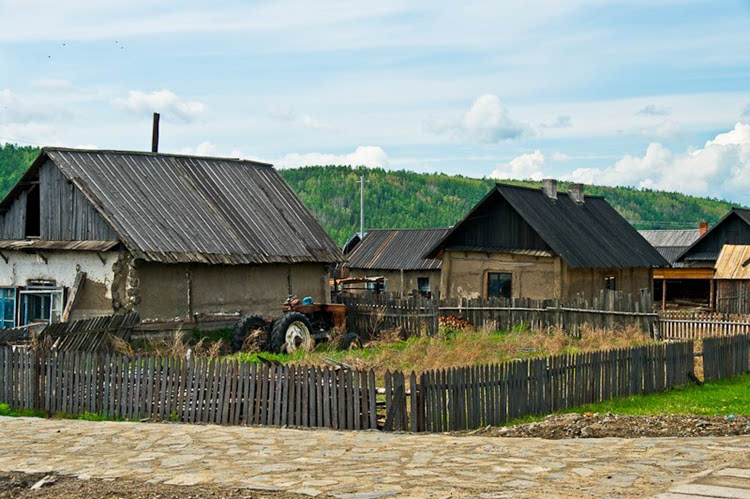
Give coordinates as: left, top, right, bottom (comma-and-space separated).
0, 287, 17, 329
604, 274, 616, 292
486, 271, 513, 299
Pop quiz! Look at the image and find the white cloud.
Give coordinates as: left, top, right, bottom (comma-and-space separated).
113, 90, 206, 123
567, 122, 750, 200
179, 141, 218, 156
269, 106, 329, 130
636, 104, 671, 116
541, 115, 572, 128
490, 150, 546, 181
1, 88, 74, 124
551, 152, 570, 161
277, 146, 388, 169
430, 94, 527, 143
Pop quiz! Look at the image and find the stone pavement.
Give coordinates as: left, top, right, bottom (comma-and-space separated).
1, 417, 749, 497
657, 467, 750, 498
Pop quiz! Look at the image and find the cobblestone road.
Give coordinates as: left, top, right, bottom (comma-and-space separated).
1, 417, 749, 497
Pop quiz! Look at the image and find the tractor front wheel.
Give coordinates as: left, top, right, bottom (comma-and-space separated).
231, 315, 269, 353
270, 312, 315, 353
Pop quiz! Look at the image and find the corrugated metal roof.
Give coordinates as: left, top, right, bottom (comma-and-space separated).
27, 148, 344, 265
714, 245, 750, 279
426, 184, 668, 269
346, 228, 449, 270
639, 229, 700, 248
0, 240, 119, 252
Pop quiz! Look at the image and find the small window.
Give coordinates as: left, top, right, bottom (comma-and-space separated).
604, 275, 616, 291
0, 288, 16, 328
366, 278, 386, 294
487, 272, 512, 299
417, 277, 430, 297
20, 286, 64, 325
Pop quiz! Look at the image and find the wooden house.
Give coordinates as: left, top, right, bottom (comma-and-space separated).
0, 148, 344, 328
424, 180, 667, 302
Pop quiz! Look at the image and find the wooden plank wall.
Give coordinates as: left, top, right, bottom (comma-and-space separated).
412, 341, 694, 432
659, 311, 750, 339
703, 334, 750, 381
0, 348, 379, 431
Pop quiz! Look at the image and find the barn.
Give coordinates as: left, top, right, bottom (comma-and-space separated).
424, 180, 667, 302
0, 148, 344, 328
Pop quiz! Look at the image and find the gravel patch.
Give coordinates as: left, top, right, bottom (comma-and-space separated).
483, 413, 750, 439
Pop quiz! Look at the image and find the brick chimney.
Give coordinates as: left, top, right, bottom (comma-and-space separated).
699, 221, 709, 236
542, 179, 558, 200
569, 183, 585, 203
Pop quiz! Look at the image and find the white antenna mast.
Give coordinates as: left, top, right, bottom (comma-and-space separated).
359, 174, 368, 236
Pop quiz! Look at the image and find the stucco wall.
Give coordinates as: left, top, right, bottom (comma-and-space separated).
439, 250, 652, 301
347, 269, 441, 296
439, 250, 562, 300
0, 250, 119, 320
137, 261, 331, 322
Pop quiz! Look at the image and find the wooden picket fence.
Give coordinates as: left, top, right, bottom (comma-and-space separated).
0, 342, 701, 434
336, 295, 439, 340
411, 342, 694, 432
0, 348, 396, 431
440, 290, 656, 336
702, 334, 750, 382
658, 311, 750, 340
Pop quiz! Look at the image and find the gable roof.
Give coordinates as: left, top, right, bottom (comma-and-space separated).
638, 229, 700, 265
676, 208, 750, 263
346, 228, 449, 271
2, 148, 344, 265
426, 184, 668, 269
714, 244, 750, 279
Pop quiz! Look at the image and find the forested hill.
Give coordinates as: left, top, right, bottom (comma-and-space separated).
0, 143, 737, 246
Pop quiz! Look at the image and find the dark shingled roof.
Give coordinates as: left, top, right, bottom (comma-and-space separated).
426, 184, 668, 269
346, 228, 449, 271
5, 148, 345, 265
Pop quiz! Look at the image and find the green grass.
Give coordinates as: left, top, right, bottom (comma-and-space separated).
0, 402, 130, 422
0, 402, 46, 418
565, 374, 750, 417
505, 374, 750, 426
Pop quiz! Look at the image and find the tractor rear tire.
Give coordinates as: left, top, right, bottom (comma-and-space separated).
231, 315, 269, 353
341, 332, 363, 350
270, 312, 315, 353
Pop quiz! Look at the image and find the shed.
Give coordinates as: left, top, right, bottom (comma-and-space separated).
344, 228, 449, 296
714, 244, 750, 314
0, 148, 344, 327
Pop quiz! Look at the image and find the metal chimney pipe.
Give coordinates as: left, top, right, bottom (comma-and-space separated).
151, 112, 160, 153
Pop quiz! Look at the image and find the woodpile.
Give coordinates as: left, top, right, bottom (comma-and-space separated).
439, 315, 472, 329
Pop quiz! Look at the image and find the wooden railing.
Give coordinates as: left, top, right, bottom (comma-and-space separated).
658, 311, 750, 339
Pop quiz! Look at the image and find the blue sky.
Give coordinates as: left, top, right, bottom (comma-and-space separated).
1, 1, 750, 202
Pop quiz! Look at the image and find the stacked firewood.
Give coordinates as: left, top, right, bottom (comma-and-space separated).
439, 315, 472, 329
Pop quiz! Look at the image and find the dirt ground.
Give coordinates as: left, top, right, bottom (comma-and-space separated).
0, 472, 299, 498
485, 412, 750, 439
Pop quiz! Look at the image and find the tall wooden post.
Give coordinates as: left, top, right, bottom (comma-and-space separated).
661, 278, 667, 311
710, 279, 715, 312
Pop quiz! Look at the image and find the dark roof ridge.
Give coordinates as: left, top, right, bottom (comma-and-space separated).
42, 146, 274, 168
495, 182, 605, 199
